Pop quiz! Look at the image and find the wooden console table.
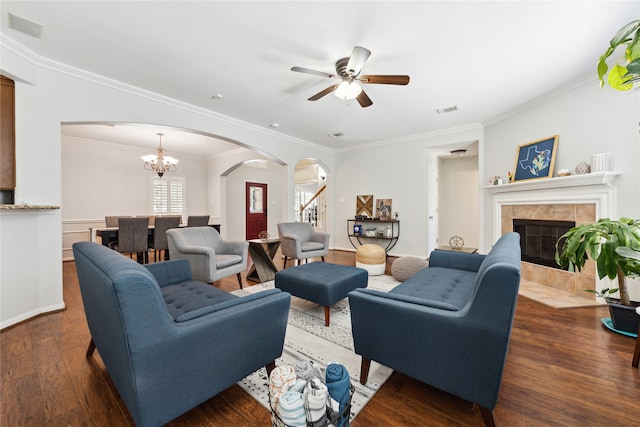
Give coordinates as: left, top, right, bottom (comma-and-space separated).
247, 238, 281, 283
347, 218, 399, 252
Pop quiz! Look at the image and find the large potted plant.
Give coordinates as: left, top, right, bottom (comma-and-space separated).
597, 19, 640, 91
555, 218, 640, 334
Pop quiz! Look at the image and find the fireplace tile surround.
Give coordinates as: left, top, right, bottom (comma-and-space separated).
485, 171, 621, 301
502, 203, 596, 296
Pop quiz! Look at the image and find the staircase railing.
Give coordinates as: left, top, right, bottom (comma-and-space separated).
298, 184, 326, 223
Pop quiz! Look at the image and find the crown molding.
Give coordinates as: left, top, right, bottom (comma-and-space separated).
0, 34, 334, 155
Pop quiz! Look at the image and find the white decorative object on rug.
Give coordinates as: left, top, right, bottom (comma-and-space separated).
234, 274, 400, 423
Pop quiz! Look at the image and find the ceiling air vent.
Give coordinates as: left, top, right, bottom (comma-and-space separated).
9, 13, 43, 39
435, 105, 459, 115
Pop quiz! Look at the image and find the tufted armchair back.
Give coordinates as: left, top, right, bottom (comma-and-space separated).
277, 222, 330, 268
166, 226, 248, 288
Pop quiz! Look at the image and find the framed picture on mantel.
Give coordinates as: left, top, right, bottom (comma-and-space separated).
512, 135, 558, 182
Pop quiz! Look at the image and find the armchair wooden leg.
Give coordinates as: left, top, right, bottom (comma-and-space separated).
86, 338, 96, 358
236, 273, 244, 290
283, 256, 288, 269
324, 306, 330, 327
478, 406, 496, 427
359, 357, 371, 385
265, 360, 276, 378
321, 256, 325, 262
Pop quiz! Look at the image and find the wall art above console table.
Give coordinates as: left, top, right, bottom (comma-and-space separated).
347, 218, 399, 252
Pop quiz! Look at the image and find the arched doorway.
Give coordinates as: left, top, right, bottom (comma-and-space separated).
294, 159, 327, 232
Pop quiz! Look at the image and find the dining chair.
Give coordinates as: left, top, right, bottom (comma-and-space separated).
110, 217, 150, 264
105, 215, 131, 227
151, 216, 181, 262
187, 215, 210, 227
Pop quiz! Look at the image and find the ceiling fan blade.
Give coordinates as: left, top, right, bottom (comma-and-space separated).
346, 46, 371, 76
356, 90, 373, 108
359, 75, 410, 85
291, 66, 337, 79
308, 84, 340, 101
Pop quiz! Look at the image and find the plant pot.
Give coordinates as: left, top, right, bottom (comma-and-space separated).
608, 301, 640, 334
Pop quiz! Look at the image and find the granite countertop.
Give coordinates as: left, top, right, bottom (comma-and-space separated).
0, 204, 60, 210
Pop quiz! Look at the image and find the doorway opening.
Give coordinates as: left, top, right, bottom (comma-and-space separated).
294, 159, 327, 232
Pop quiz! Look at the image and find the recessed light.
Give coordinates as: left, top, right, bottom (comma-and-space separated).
269, 123, 280, 128
328, 132, 344, 138
211, 94, 223, 99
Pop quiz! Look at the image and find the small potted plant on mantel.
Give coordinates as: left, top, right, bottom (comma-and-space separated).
555, 218, 640, 334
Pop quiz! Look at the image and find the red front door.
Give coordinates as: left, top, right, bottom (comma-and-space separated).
246, 182, 267, 240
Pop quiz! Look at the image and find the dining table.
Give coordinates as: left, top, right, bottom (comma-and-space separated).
91, 224, 221, 248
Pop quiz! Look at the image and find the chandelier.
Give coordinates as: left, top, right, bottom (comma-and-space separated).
141, 133, 179, 177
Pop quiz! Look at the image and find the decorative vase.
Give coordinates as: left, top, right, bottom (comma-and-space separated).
575, 162, 591, 175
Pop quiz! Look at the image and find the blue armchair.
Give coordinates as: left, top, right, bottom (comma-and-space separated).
349, 233, 521, 426
73, 241, 290, 427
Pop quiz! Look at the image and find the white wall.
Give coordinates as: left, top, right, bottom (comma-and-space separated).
438, 155, 479, 249
224, 162, 286, 242
332, 125, 484, 257
62, 137, 208, 220
0, 37, 333, 328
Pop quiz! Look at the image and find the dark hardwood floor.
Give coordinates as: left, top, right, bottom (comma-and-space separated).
2, 249, 639, 426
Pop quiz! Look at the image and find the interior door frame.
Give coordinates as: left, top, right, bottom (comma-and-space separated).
245, 181, 268, 240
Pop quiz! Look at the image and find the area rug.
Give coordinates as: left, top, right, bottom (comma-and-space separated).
234, 274, 401, 423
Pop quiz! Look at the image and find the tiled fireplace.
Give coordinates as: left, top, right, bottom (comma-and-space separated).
502, 203, 595, 295
486, 172, 621, 298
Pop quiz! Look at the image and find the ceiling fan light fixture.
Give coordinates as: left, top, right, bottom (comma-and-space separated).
334, 80, 362, 100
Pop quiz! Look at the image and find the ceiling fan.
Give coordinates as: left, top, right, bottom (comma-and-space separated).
291, 46, 410, 108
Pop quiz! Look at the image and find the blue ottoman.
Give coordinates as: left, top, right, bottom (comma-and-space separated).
275, 262, 368, 326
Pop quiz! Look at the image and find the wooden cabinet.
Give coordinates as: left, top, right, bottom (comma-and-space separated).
1, 75, 16, 193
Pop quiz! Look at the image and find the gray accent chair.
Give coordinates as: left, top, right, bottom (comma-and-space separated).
167, 226, 248, 288
150, 215, 181, 261
277, 222, 330, 268
187, 215, 210, 226
348, 232, 521, 427
73, 241, 290, 427
111, 217, 150, 264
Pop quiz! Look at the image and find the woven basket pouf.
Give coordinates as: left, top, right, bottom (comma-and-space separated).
355, 244, 386, 276
391, 256, 428, 282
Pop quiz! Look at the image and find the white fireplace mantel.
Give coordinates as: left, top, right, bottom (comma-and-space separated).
483, 171, 621, 194
485, 171, 622, 242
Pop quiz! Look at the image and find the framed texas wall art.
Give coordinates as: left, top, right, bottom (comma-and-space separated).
512, 135, 558, 182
